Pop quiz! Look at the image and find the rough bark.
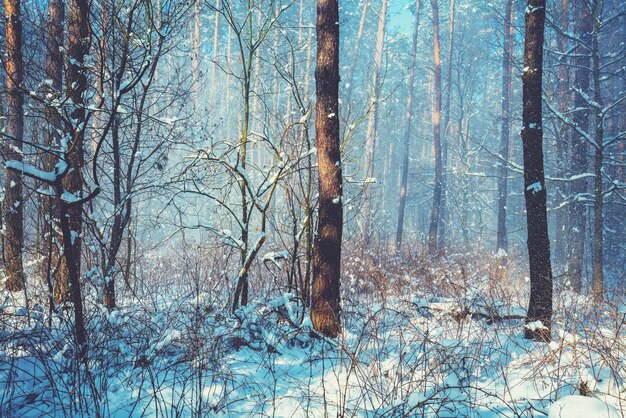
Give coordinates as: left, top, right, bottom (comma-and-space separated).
496, 0, 514, 254
311, 0, 342, 338
521, 0, 553, 342
3, 0, 25, 292
566, 1, 592, 292
428, 0, 443, 254
395, 0, 421, 251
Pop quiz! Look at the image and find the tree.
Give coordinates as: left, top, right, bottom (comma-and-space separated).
496, 0, 514, 254
439, 0, 455, 249
363, 0, 388, 244
428, 0, 443, 254
521, 0, 553, 342
544, 0, 625, 300
65, 0, 90, 299
395, 0, 421, 251
3, 0, 25, 291
311, 0, 342, 338
565, 1, 592, 291
44, 0, 67, 303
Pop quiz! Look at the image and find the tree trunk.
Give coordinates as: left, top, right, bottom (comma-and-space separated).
439, 0, 455, 249
3, 0, 25, 292
45, 0, 68, 302
521, 0, 553, 342
344, 0, 370, 105
66, 0, 90, 351
590, 3, 604, 303
311, 0, 342, 338
566, 1, 592, 292
428, 0, 443, 254
395, 0, 421, 251
553, 0, 569, 266
496, 0, 514, 254
363, 0, 388, 244
192, 0, 201, 110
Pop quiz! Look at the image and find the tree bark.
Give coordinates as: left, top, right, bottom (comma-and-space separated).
3, 0, 25, 292
395, 0, 421, 251
521, 0, 553, 342
428, 0, 443, 254
496, 0, 514, 254
311, 0, 342, 338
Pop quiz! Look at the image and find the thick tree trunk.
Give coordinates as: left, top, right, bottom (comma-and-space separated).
496, 0, 514, 254
566, 1, 592, 292
311, 0, 342, 338
363, 0, 388, 244
428, 0, 443, 254
45, 0, 68, 302
521, 0, 553, 342
3, 0, 25, 292
395, 0, 421, 251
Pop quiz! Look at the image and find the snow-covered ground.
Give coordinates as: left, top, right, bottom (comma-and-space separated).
1, 256, 625, 417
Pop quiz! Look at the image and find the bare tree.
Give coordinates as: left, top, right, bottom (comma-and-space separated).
363, 0, 388, 244
395, 0, 421, 251
428, 0, 443, 254
311, 0, 342, 338
566, 1, 592, 291
439, 0, 455, 249
496, 0, 514, 254
521, 0, 553, 342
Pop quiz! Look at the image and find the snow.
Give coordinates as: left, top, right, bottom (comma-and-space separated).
548, 396, 620, 418
262, 250, 289, 268
5, 160, 58, 183
527, 181, 543, 194
1, 276, 624, 418
525, 320, 548, 331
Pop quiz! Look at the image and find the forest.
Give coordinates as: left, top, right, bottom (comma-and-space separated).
0, 0, 624, 416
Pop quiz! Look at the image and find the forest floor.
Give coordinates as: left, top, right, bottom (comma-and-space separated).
0, 250, 624, 417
